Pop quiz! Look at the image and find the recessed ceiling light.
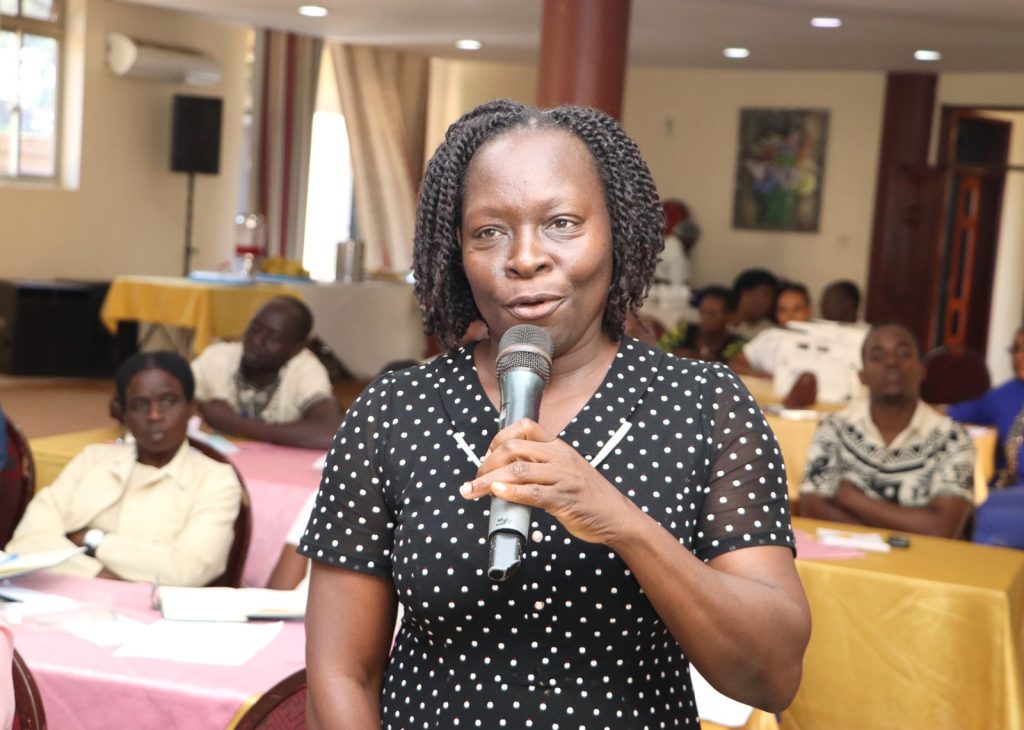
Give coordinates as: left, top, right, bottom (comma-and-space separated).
454, 39, 482, 51
297, 4, 328, 17
914, 49, 942, 61
811, 17, 842, 28
723, 47, 750, 59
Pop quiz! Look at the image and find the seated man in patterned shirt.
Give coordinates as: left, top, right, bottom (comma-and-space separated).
798, 323, 975, 538
191, 296, 342, 451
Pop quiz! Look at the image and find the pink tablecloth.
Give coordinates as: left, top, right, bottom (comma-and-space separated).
229, 442, 325, 588
6, 572, 305, 730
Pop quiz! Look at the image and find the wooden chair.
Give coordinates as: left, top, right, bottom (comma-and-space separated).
920, 344, 991, 405
188, 437, 252, 588
0, 417, 36, 547
12, 649, 47, 730
231, 668, 307, 730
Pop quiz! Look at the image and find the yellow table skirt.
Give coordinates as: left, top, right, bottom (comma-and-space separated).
29, 426, 123, 489
100, 275, 302, 354
787, 517, 1024, 730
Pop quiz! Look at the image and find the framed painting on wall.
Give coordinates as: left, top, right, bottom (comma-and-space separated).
732, 108, 829, 232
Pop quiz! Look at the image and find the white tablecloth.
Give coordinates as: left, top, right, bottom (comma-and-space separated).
299, 281, 425, 379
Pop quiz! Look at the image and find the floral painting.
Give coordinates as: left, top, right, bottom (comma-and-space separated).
732, 108, 829, 232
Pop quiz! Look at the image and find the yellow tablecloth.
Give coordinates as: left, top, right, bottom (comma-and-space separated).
100, 275, 302, 354
787, 517, 1024, 730
29, 426, 123, 489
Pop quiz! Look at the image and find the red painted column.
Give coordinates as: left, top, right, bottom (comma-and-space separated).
536, 0, 631, 119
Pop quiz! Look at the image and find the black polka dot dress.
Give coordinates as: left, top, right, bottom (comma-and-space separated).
300, 338, 794, 729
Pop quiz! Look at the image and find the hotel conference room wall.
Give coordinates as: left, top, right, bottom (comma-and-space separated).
428, 60, 1024, 371
426, 58, 883, 306
2, 0, 248, 280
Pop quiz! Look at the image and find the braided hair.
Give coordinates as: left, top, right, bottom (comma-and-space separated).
413, 99, 664, 349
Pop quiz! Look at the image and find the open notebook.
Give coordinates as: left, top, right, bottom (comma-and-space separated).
0, 547, 86, 580
156, 585, 306, 622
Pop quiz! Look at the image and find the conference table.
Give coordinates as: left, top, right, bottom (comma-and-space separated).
100, 273, 426, 379
787, 516, 1024, 730
2, 572, 305, 729
27, 430, 324, 588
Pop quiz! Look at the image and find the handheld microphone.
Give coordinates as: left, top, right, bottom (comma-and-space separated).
488, 324, 554, 582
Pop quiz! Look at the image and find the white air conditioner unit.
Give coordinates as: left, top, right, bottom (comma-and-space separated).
106, 32, 222, 87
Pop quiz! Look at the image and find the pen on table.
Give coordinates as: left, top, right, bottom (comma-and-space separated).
150, 577, 162, 611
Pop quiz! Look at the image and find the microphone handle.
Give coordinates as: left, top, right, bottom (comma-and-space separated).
487, 368, 544, 581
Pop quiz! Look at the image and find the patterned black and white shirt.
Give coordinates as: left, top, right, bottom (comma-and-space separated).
300, 338, 795, 729
799, 399, 975, 506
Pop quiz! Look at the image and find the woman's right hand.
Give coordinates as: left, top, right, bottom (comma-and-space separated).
459, 419, 640, 546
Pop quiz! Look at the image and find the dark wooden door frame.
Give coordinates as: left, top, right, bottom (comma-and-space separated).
864, 72, 941, 349
866, 82, 1021, 353
932, 107, 1015, 354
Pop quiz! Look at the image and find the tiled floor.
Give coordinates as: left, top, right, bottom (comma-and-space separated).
0, 377, 115, 438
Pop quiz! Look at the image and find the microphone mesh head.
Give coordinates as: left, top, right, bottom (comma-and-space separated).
496, 325, 554, 384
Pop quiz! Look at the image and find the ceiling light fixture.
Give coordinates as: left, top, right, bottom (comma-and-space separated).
810, 17, 842, 28
454, 39, 482, 51
914, 49, 942, 61
297, 5, 328, 17
723, 47, 750, 59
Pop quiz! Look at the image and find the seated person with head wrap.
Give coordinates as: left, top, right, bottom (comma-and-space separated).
6, 351, 242, 586
190, 296, 342, 451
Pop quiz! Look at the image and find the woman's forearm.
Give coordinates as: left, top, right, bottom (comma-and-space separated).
609, 506, 810, 711
304, 565, 396, 729
307, 674, 382, 730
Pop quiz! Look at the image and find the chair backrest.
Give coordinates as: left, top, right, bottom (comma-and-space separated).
920, 344, 991, 405
972, 485, 1024, 548
188, 437, 252, 588
0, 417, 36, 547
12, 649, 47, 730
232, 668, 307, 730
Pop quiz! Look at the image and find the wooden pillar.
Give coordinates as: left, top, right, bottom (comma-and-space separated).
536, 0, 631, 119
864, 72, 939, 347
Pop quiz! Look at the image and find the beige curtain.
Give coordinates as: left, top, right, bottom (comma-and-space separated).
250, 30, 322, 259
328, 44, 428, 274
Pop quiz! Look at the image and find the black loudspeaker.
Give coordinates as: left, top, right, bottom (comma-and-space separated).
170, 94, 223, 174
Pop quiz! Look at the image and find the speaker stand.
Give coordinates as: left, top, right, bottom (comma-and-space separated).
183, 171, 197, 275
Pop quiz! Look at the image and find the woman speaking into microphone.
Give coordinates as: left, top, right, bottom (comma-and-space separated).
301, 100, 810, 728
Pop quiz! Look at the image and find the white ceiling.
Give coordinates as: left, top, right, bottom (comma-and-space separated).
122, 0, 1024, 72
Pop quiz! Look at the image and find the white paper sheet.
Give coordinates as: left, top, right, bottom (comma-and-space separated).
157, 586, 306, 622
112, 619, 284, 666
690, 665, 754, 726
0, 585, 84, 616
816, 527, 892, 553
59, 614, 148, 647
186, 418, 240, 454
